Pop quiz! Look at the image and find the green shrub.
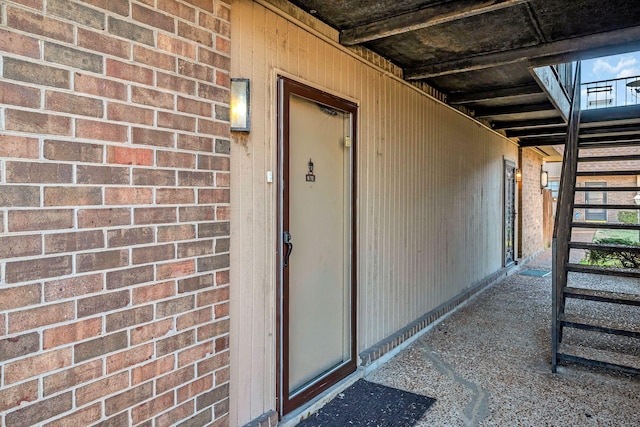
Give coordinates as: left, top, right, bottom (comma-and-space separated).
586, 237, 640, 268
617, 211, 639, 225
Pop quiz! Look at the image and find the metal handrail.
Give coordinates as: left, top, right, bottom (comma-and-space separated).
582, 75, 640, 109
552, 62, 575, 99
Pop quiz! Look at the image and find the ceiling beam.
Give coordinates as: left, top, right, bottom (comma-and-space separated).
339, 0, 527, 46
518, 136, 566, 147
507, 126, 567, 138
580, 134, 640, 144
404, 26, 640, 79
492, 117, 566, 130
448, 84, 542, 104
474, 103, 556, 119
531, 65, 570, 121
581, 123, 640, 136
579, 135, 640, 149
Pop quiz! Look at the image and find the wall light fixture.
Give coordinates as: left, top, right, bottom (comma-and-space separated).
231, 78, 250, 132
540, 166, 549, 191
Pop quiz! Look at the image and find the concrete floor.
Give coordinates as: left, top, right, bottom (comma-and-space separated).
365, 250, 640, 426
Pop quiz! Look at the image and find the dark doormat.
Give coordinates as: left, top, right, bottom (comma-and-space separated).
297, 379, 436, 427
519, 269, 551, 277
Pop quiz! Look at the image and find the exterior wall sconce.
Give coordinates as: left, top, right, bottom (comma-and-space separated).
515, 169, 522, 182
540, 166, 549, 191
230, 78, 250, 132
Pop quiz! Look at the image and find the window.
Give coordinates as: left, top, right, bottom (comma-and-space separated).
585, 182, 607, 221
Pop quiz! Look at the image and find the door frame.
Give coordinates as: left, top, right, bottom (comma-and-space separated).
276, 76, 358, 416
503, 160, 516, 267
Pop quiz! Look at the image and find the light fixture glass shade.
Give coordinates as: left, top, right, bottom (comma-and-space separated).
230, 78, 250, 132
540, 168, 549, 188
515, 169, 522, 182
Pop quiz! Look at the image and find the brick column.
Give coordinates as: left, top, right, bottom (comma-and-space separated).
518, 147, 545, 259
0, 0, 231, 425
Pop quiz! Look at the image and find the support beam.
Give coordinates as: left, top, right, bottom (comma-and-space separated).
448, 84, 542, 104
580, 123, 640, 137
579, 134, 640, 145
518, 136, 566, 147
531, 65, 571, 121
507, 126, 567, 138
405, 26, 640, 79
580, 138, 640, 150
474, 102, 556, 119
493, 117, 566, 130
339, 0, 527, 46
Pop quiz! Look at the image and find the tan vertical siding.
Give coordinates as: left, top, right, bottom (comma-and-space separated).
230, 0, 518, 424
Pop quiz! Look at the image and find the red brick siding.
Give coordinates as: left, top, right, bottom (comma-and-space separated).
575, 146, 640, 223
518, 148, 545, 258
0, 0, 231, 426
577, 145, 640, 172
575, 176, 638, 223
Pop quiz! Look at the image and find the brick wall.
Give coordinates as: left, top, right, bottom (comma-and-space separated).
577, 145, 640, 172
0, 1, 231, 426
575, 146, 640, 223
518, 148, 545, 259
575, 176, 638, 223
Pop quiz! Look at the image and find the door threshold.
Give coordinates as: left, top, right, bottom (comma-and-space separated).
278, 368, 365, 427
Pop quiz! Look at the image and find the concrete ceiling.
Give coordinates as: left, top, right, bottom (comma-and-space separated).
289, 0, 640, 147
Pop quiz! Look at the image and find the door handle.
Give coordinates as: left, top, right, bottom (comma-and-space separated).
283, 231, 293, 268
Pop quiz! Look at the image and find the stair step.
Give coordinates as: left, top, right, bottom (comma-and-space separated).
564, 287, 640, 306
566, 263, 640, 278
579, 141, 640, 149
576, 170, 640, 177
569, 242, 640, 253
578, 154, 640, 162
573, 203, 640, 210
575, 186, 640, 192
571, 222, 640, 230
557, 344, 640, 374
560, 314, 640, 338
569, 242, 640, 252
